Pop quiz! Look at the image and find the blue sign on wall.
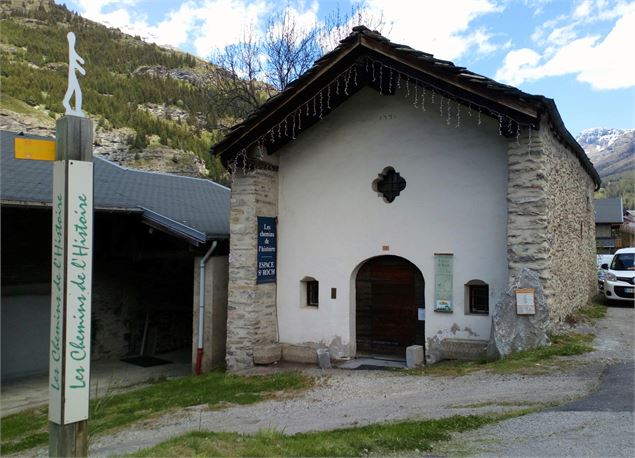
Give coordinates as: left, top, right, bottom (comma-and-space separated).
257, 216, 276, 284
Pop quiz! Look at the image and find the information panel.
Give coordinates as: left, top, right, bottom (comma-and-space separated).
434, 254, 454, 312
516, 288, 536, 315
257, 216, 277, 284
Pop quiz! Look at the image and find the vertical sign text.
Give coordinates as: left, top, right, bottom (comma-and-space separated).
49, 162, 66, 423
257, 217, 277, 284
64, 160, 93, 424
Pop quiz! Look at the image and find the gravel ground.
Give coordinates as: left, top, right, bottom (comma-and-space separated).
432, 411, 634, 457
23, 307, 633, 457
435, 306, 635, 458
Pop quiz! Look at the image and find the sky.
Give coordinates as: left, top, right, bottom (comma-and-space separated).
57, 0, 635, 136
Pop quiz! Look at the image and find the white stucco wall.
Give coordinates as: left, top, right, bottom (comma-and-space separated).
275, 87, 509, 358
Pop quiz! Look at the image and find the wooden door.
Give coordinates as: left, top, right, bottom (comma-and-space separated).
356, 256, 424, 355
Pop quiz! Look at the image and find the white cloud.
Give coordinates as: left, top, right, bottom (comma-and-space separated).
496, 1, 635, 90
521, 0, 554, 16
191, 0, 270, 58
71, 0, 271, 58
576, 11, 635, 89
364, 0, 504, 60
573, 0, 593, 18
496, 9, 635, 90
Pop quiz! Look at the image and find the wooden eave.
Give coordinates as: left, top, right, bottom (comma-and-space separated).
214, 35, 543, 164
215, 38, 361, 160
359, 35, 541, 120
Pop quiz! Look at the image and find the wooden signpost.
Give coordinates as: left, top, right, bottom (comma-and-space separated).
49, 32, 93, 458
14, 29, 94, 458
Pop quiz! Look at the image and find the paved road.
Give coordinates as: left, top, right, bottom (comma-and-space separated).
437, 307, 635, 457
556, 361, 633, 413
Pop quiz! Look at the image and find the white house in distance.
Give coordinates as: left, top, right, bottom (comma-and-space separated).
212, 27, 601, 370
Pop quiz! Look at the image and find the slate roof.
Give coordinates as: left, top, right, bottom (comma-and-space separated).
212, 26, 601, 189
1, 130, 229, 244
595, 197, 624, 224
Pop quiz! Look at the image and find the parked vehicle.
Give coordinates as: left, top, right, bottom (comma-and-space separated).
601, 247, 635, 304
597, 254, 614, 292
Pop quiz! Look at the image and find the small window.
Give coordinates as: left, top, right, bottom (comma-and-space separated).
307, 281, 319, 306
301, 277, 319, 307
465, 280, 489, 314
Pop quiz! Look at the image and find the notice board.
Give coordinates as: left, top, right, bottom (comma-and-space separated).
434, 253, 454, 312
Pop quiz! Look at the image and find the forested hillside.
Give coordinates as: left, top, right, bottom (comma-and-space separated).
0, 0, 243, 182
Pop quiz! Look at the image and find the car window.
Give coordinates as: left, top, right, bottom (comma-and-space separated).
611, 253, 635, 271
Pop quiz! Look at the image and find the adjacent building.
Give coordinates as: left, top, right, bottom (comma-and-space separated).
594, 197, 625, 253
1, 131, 229, 380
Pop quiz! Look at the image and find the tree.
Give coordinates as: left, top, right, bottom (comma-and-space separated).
210, 1, 388, 119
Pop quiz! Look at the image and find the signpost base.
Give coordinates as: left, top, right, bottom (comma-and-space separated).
49, 421, 88, 457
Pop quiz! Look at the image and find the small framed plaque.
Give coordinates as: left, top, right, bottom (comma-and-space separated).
516, 288, 536, 315
434, 300, 453, 313
418, 308, 426, 321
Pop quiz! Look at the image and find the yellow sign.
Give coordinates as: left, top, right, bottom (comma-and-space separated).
14, 137, 56, 161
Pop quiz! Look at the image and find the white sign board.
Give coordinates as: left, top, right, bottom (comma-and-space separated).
49, 161, 66, 423
516, 288, 536, 315
49, 161, 93, 424
64, 160, 93, 423
417, 308, 425, 321
434, 254, 453, 313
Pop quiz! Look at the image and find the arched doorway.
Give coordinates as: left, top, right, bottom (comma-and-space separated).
355, 256, 425, 355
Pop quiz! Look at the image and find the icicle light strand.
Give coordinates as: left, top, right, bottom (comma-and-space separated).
232, 58, 538, 177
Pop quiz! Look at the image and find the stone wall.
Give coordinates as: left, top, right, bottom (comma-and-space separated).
541, 122, 597, 321
506, 118, 596, 324
226, 167, 279, 371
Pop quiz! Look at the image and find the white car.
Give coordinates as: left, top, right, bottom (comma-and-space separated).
601, 247, 635, 304
597, 254, 614, 291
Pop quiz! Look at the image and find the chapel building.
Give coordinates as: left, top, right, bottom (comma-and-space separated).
212, 27, 600, 370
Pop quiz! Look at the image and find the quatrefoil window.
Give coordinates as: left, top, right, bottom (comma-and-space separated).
372, 166, 406, 203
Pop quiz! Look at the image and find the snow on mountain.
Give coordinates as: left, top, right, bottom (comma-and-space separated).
576, 128, 634, 177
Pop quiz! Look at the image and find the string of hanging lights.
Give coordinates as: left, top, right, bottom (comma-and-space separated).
229, 56, 536, 177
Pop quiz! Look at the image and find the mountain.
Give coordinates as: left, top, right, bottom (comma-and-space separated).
0, 0, 237, 183
577, 128, 635, 178
577, 128, 635, 209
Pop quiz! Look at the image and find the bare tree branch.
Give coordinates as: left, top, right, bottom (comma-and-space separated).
209, 1, 390, 120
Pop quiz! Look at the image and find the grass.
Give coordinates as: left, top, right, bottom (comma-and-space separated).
129, 412, 534, 457
0, 371, 310, 455
0, 93, 55, 124
407, 333, 595, 377
575, 298, 607, 321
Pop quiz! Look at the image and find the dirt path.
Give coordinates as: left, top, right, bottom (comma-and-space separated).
25, 307, 630, 457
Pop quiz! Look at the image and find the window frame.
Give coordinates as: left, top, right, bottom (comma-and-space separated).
465, 280, 489, 315
306, 280, 319, 306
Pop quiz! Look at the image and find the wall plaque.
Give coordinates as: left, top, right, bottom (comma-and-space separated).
516, 288, 536, 315
257, 216, 276, 284
434, 254, 453, 312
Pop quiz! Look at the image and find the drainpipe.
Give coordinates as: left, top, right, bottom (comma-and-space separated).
195, 241, 217, 375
